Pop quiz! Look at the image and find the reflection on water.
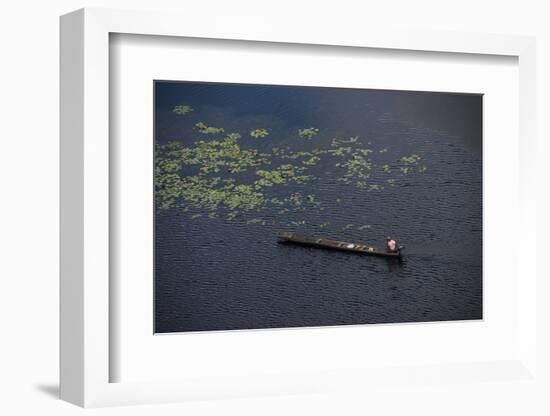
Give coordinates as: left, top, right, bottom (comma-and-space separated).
154, 83, 482, 333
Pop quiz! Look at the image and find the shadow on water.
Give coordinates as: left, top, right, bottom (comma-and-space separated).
385, 256, 404, 272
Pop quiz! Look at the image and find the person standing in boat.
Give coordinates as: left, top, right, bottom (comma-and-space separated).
386, 237, 398, 253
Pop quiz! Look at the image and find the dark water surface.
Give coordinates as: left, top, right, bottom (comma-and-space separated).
154, 82, 482, 333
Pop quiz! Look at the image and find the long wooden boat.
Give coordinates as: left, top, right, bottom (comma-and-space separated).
277, 232, 402, 258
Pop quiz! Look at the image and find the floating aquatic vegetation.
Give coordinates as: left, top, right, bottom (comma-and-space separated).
194, 121, 225, 134
319, 222, 330, 228
311, 147, 328, 156
358, 225, 372, 231
302, 156, 320, 166
328, 146, 352, 157
283, 151, 312, 160
226, 212, 238, 220
156, 119, 427, 225
270, 197, 284, 206
337, 149, 373, 186
392, 152, 420, 176
419, 166, 427, 172
331, 136, 359, 146
400, 154, 422, 165
191, 213, 202, 219
287, 192, 305, 208
157, 158, 182, 174
250, 128, 269, 138
173, 134, 269, 175
254, 163, 312, 189
155, 171, 186, 209
271, 146, 285, 157
224, 185, 265, 211
294, 175, 315, 184
172, 105, 193, 115
255, 170, 286, 188
306, 194, 322, 208
342, 224, 353, 230
298, 127, 319, 139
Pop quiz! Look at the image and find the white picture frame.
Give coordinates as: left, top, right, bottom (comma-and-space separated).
60, 7, 538, 407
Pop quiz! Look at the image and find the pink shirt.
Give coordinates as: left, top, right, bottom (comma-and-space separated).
388, 240, 397, 251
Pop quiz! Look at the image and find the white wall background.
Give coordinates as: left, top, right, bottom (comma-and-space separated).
0, 0, 548, 415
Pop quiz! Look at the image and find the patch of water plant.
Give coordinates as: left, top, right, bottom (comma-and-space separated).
172, 105, 193, 115
156, 106, 426, 229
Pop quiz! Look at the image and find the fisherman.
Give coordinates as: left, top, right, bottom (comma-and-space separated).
386, 236, 398, 253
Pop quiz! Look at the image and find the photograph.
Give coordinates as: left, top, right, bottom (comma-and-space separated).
154, 81, 483, 333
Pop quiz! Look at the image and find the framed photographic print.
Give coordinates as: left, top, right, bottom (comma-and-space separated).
60, 7, 539, 408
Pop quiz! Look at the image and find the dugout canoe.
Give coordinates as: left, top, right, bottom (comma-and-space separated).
276, 232, 402, 258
